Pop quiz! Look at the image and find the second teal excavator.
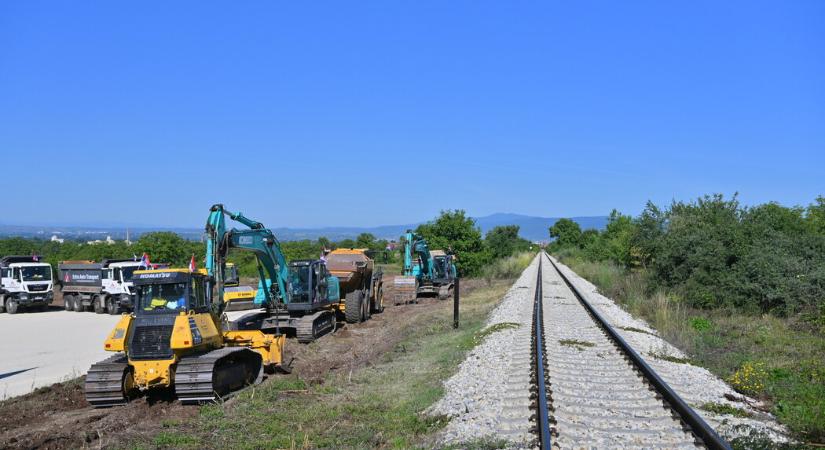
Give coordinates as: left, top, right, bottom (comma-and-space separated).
206, 204, 341, 343
391, 230, 457, 304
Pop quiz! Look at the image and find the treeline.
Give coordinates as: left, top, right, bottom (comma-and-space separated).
549, 194, 825, 317
0, 211, 537, 279
413, 210, 534, 277
0, 232, 396, 279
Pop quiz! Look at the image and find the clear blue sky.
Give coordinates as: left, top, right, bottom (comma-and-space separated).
1, 1, 823, 228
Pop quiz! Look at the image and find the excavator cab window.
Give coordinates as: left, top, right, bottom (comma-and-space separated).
288, 265, 311, 303
314, 262, 328, 301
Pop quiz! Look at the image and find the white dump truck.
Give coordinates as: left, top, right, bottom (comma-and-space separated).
58, 259, 143, 314
0, 255, 55, 314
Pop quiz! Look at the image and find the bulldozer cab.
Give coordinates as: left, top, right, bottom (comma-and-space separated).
287, 260, 340, 310
133, 269, 212, 314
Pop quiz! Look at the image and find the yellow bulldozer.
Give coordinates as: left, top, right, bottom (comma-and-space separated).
84, 268, 285, 407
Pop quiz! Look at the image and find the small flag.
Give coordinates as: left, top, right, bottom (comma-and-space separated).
140, 253, 151, 269
32, 254, 39, 262
189, 254, 196, 272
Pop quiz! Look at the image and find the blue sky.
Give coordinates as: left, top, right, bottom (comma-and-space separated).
1, 1, 823, 228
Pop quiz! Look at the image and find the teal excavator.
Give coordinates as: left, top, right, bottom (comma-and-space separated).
206, 204, 341, 343
391, 230, 457, 304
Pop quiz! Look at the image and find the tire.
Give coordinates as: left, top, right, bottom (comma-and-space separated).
73, 295, 84, 312
107, 296, 119, 315
363, 289, 371, 320
7, 299, 19, 314
345, 291, 364, 323
94, 295, 105, 314
372, 286, 384, 313
64, 295, 73, 311
0, 295, 6, 313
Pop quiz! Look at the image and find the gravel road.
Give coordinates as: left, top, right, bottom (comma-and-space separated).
0, 310, 119, 399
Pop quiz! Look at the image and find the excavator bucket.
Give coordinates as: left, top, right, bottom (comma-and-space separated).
392, 275, 417, 304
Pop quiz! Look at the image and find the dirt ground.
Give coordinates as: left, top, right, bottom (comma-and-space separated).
0, 279, 486, 450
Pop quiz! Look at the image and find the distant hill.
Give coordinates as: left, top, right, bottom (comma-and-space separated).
0, 214, 607, 243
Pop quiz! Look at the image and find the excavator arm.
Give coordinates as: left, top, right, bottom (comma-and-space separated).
401, 230, 434, 280
206, 204, 289, 309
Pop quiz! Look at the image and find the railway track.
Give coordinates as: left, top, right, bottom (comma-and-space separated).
532, 252, 731, 449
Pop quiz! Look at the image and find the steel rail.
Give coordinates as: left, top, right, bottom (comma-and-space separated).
544, 253, 731, 450
533, 258, 552, 449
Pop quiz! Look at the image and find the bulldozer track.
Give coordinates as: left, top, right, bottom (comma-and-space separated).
84, 353, 130, 408
174, 347, 262, 404
532, 253, 731, 449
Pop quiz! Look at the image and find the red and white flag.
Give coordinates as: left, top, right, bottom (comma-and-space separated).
189, 254, 196, 272
140, 253, 151, 269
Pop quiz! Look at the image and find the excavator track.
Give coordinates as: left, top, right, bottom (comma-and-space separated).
174, 347, 262, 404
295, 310, 336, 343
85, 353, 131, 408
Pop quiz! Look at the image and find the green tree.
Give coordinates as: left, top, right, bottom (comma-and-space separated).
549, 218, 582, 249
356, 233, 377, 249
805, 196, 825, 234
485, 225, 531, 259
135, 232, 202, 266
416, 210, 488, 277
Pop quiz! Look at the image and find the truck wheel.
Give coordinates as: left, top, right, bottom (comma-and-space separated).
73, 295, 84, 312
0, 295, 6, 313
107, 296, 119, 315
94, 295, 105, 314
363, 290, 371, 320
372, 286, 384, 313
7, 299, 19, 314
63, 295, 73, 311
345, 291, 364, 323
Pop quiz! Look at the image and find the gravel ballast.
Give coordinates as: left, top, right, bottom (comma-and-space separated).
429, 253, 789, 447
427, 254, 540, 447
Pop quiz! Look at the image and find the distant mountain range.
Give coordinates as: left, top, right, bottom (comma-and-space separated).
0, 214, 608, 243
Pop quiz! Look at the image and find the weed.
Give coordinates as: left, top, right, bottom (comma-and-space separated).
690, 316, 712, 332
474, 322, 519, 344
698, 402, 752, 418
648, 352, 692, 364
559, 339, 595, 351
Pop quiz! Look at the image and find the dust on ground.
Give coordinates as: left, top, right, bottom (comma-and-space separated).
0, 279, 486, 450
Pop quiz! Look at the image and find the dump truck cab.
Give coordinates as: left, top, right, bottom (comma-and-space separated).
102, 260, 142, 312
0, 256, 54, 314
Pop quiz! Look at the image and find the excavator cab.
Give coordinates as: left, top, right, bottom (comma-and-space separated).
432, 254, 456, 283
287, 260, 340, 308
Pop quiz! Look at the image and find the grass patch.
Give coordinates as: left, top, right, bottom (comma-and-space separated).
618, 326, 655, 335
648, 352, 693, 365
559, 339, 595, 351
482, 251, 535, 282
698, 402, 752, 418
441, 437, 512, 449
557, 253, 825, 443
139, 279, 515, 449
474, 322, 520, 344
